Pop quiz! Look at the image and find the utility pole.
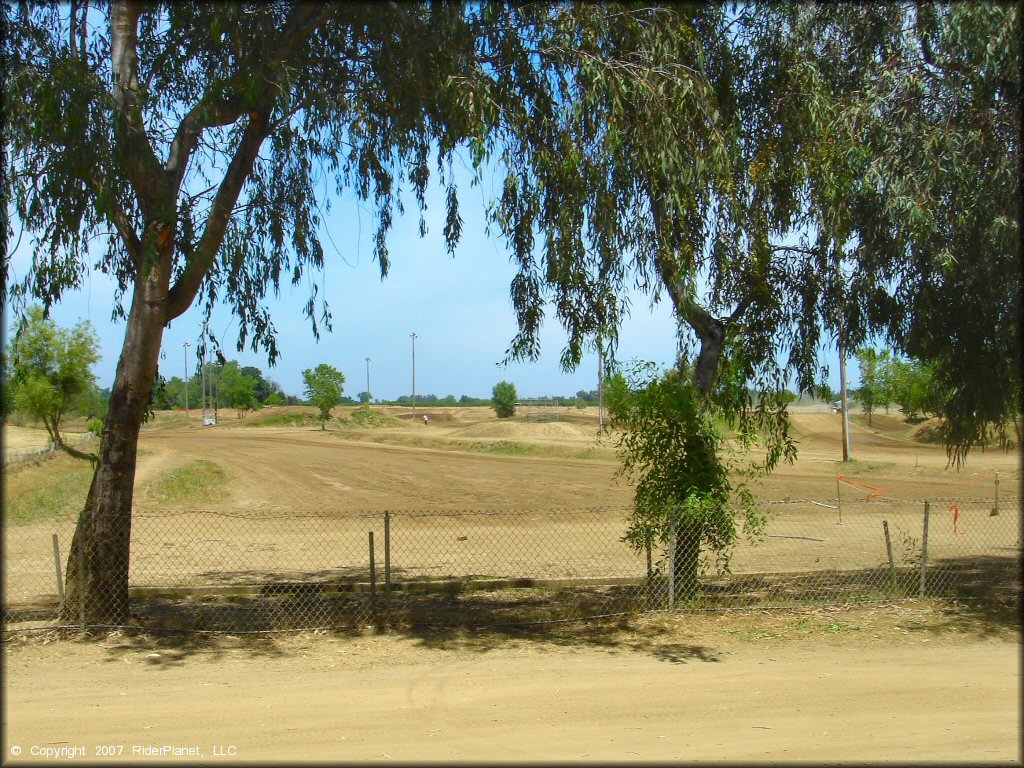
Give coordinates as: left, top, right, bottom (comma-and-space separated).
410, 333, 418, 419
200, 327, 207, 423
838, 330, 851, 462
182, 342, 190, 419
836, 256, 851, 462
365, 356, 372, 406
597, 336, 605, 434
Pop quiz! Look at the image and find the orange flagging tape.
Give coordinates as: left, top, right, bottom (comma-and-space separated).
838, 476, 889, 502
952, 504, 967, 535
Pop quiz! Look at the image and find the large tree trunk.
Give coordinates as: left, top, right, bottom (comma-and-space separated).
672, 515, 703, 600
59, 267, 167, 625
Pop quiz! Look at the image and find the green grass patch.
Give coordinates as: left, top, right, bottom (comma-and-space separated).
146, 460, 228, 505
349, 408, 405, 428
483, 440, 537, 456
3, 453, 95, 525
246, 412, 318, 428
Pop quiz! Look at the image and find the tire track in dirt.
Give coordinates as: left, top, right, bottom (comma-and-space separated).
139, 426, 632, 513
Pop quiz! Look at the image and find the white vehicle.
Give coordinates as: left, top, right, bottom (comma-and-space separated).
831, 400, 842, 413
203, 416, 217, 426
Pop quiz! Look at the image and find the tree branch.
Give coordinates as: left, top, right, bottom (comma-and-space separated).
164, 3, 335, 196
87, 170, 143, 269
110, 0, 166, 219
647, 181, 755, 396
164, 110, 274, 321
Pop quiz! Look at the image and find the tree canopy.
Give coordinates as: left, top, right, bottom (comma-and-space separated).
6, 306, 100, 446
302, 363, 345, 430
491, 380, 517, 418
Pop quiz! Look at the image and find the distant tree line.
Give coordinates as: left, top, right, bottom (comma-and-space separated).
152, 360, 303, 417
853, 347, 945, 425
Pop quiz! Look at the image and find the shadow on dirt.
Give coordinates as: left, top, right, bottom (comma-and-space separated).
6, 554, 1017, 666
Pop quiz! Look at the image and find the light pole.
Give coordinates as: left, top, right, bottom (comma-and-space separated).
182, 342, 190, 419
410, 332, 418, 419
200, 324, 209, 424
365, 356, 372, 406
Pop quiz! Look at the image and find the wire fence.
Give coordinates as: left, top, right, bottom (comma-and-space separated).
3, 442, 58, 467
2, 432, 98, 467
3, 494, 1019, 633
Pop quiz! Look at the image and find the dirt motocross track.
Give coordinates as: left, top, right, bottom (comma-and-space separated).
3, 405, 1021, 763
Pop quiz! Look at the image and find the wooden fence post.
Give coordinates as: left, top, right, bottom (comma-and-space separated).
882, 520, 896, 589
994, 471, 1000, 515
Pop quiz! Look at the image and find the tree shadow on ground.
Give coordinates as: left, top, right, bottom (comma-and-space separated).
7, 554, 1017, 665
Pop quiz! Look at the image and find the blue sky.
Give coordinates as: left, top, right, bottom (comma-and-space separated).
5, 154, 850, 402
5, 161, 684, 401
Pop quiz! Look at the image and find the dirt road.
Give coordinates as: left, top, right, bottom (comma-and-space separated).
4, 616, 1018, 763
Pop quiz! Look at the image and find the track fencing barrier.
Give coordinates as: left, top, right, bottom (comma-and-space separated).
3, 442, 58, 467
4, 495, 1019, 633
3, 432, 98, 468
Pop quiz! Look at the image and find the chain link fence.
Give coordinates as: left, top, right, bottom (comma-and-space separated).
4, 494, 1019, 633
3, 442, 58, 467
3, 432, 98, 468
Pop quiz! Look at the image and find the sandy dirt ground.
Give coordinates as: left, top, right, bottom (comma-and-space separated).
3, 607, 1020, 763
4, 406, 1021, 763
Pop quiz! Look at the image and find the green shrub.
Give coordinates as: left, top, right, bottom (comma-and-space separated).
492, 380, 517, 418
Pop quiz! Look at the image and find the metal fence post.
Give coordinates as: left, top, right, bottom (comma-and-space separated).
77, 533, 86, 631
836, 477, 843, 525
384, 511, 391, 599
667, 515, 676, 610
368, 531, 377, 621
52, 533, 65, 607
919, 501, 930, 597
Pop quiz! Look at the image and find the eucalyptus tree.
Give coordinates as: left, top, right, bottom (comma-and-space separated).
3, 1, 661, 623
489, 2, 1019, 591
487, 4, 820, 588
780, 2, 1021, 458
